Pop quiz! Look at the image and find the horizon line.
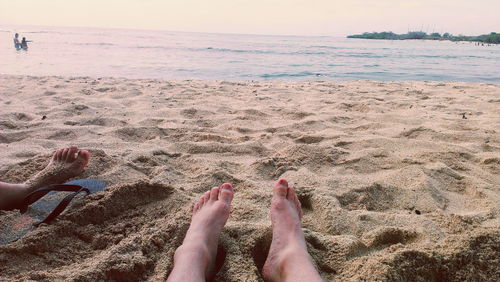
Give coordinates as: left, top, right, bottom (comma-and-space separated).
0, 23, 346, 38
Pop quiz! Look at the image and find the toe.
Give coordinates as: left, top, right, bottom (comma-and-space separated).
199, 195, 206, 206
219, 183, 234, 203
193, 202, 200, 213
286, 185, 298, 202
66, 146, 78, 162
295, 197, 302, 210
61, 147, 70, 161
54, 148, 63, 161
202, 191, 211, 204
295, 197, 303, 218
210, 187, 220, 201
76, 150, 90, 167
273, 178, 288, 199
288, 187, 304, 217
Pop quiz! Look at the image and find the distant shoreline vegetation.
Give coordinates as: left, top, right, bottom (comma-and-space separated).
347, 31, 499, 44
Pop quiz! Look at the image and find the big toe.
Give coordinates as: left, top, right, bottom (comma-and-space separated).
273, 178, 289, 199
219, 183, 234, 203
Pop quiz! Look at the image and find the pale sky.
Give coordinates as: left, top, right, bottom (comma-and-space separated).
0, 0, 498, 36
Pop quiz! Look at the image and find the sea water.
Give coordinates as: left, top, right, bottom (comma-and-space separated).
1, 25, 499, 82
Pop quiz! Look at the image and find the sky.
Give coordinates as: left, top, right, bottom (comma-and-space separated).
0, 0, 498, 36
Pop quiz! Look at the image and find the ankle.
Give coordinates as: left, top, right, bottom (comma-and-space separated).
171, 243, 212, 280
175, 242, 211, 265
24, 175, 45, 191
275, 244, 313, 275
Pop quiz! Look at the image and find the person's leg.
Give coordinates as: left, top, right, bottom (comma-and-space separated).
262, 179, 323, 282
167, 183, 235, 282
0, 146, 90, 210
0, 182, 29, 210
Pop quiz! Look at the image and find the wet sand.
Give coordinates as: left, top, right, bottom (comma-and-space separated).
0, 75, 499, 281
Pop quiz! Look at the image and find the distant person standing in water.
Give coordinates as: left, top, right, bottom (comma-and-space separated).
13, 33, 21, 50
21, 37, 32, 50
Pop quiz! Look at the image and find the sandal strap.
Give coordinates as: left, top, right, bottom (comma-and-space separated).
34, 187, 90, 226
19, 184, 84, 213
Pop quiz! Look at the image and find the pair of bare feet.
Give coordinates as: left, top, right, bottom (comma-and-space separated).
167, 179, 323, 282
0, 146, 90, 211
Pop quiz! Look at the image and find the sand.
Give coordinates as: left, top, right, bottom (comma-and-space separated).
0, 74, 498, 281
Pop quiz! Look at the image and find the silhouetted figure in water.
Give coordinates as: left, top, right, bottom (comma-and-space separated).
13, 33, 21, 50
21, 37, 32, 50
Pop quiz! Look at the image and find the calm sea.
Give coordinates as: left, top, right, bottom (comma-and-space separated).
1, 25, 499, 81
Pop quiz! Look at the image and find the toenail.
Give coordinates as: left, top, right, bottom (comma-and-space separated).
277, 179, 288, 187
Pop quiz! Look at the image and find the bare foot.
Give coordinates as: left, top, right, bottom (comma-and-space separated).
262, 179, 322, 282
0, 146, 90, 210
167, 183, 234, 282
25, 145, 90, 191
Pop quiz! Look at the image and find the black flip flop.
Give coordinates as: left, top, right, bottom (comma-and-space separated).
0, 179, 106, 245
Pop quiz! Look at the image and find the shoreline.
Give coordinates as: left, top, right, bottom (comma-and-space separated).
1, 73, 499, 84
0, 75, 499, 280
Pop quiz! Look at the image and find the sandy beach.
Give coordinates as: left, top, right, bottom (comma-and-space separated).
0, 74, 499, 281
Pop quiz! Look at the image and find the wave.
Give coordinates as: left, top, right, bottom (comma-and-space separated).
294, 51, 328, 55
341, 53, 387, 58
204, 47, 275, 54
74, 42, 115, 46
202, 47, 328, 55
0, 30, 60, 34
415, 54, 486, 59
309, 45, 340, 49
260, 71, 324, 79
333, 53, 490, 60
126, 45, 491, 60
135, 45, 174, 50
24, 31, 64, 34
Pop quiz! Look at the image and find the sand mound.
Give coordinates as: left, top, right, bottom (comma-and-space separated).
0, 76, 499, 281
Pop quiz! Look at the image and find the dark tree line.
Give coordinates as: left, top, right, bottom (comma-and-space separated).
347, 31, 499, 44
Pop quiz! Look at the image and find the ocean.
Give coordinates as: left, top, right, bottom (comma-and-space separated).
1, 25, 499, 82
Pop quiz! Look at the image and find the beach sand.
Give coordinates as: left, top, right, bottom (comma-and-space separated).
0, 75, 498, 281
